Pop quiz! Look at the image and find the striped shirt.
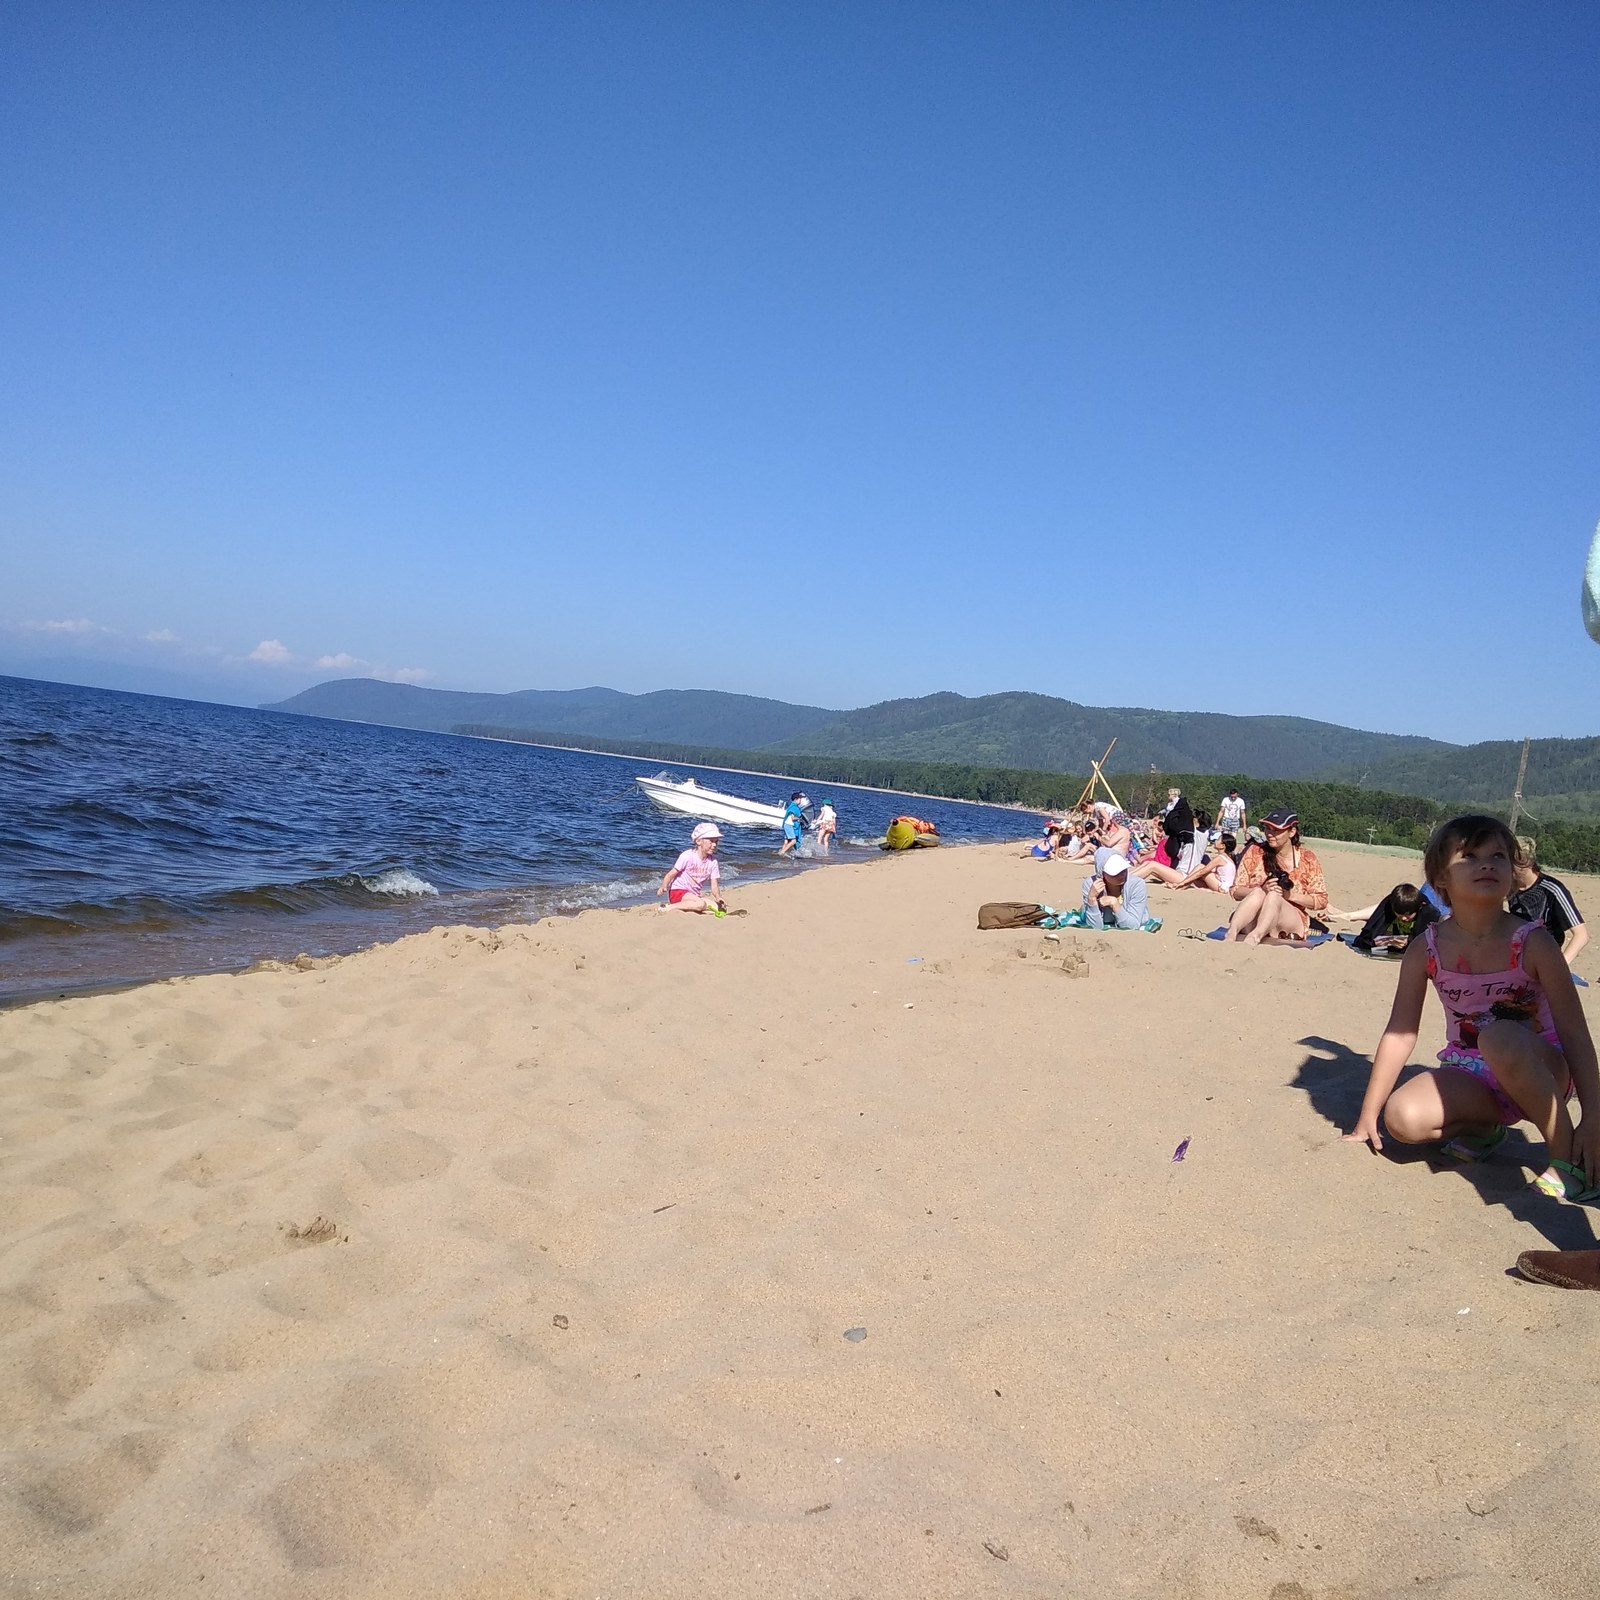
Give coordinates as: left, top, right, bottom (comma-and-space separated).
1508, 873, 1584, 944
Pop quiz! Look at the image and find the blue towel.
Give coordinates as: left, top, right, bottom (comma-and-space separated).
1206, 926, 1330, 947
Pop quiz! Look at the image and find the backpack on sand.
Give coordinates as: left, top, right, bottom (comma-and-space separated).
977, 902, 1049, 930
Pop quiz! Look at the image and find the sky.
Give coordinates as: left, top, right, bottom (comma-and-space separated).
3, 1, 1597, 744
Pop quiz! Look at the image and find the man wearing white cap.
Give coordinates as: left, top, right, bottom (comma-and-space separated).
1081, 850, 1150, 930
658, 822, 728, 914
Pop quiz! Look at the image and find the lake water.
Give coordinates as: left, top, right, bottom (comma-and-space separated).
0, 675, 1034, 1003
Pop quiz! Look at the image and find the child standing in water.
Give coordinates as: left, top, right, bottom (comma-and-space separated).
814, 799, 838, 853
1345, 815, 1600, 1201
778, 792, 809, 859
657, 822, 729, 914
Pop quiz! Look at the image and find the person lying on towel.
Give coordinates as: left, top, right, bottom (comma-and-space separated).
1081, 851, 1151, 930
1353, 882, 1440, 952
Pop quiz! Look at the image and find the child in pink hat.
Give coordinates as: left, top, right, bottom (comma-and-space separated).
657, 822, 728, 914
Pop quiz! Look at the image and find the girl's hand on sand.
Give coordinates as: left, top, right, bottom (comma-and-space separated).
1343, 1117, 1383, 1153
1574, 1117, 1600, 1188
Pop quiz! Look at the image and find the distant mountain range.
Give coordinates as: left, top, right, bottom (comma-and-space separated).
264, 678, 1600, 817
263, 677, 838, 749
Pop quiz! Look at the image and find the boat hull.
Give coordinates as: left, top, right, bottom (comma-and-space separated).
636, 776, 788, 828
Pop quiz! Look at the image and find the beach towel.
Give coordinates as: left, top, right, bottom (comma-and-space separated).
1205, 926, 1331, 948
1044, 909, 1163, 933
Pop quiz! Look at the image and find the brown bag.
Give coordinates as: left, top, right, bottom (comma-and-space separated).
977, 902, 1047, 930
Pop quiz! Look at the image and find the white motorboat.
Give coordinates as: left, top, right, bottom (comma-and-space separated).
635, 773, 793, 829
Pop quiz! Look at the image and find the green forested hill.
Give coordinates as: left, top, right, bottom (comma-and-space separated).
770, 690, 1449, 778
1316, 737, 1600, 822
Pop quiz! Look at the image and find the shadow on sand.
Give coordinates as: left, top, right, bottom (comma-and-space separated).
1291, 1034, 1598, 1252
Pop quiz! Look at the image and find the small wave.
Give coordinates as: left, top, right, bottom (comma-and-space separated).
207, 868, 442, 913
2, 867, 446, 933
503, 877, 646, 920
360, 868, 439, 897
0, 907, 89, 941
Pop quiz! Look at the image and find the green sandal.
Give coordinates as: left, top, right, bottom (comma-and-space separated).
1532, 1160, 1600, 1203
1441, 1125, 1507, 1163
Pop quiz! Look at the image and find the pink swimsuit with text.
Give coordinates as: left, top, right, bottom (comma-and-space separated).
1425, 920, 1568, 1124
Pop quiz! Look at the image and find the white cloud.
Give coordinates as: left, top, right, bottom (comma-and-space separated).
23, 617, 107, 635
310, 652, 432, 684
5, 615, 435, 686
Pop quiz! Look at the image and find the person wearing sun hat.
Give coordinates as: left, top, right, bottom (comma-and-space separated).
657, 821, 728, 914
813, 798, 838, 853
1080, 850, 1151, 930
1225, 806, 1328, 943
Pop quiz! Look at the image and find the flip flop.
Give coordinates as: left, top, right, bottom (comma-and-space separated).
1441, 1125, 1507, 1163
1532, 1159, 1600, 1203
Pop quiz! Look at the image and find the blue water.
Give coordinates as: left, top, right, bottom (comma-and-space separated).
0, 675, 1034, 1002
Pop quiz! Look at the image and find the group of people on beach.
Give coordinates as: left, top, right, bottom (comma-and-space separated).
1031, 787, 1333, 942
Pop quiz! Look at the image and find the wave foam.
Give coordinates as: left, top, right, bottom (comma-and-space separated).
360, 868, 439, 898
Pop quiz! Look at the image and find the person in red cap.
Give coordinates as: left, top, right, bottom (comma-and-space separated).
1225, 807, 1328, 942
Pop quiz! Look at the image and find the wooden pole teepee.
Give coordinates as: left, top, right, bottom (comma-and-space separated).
1074, 738, 1123, 812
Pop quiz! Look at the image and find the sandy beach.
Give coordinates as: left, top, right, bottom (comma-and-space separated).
3, 839, 1597, 1599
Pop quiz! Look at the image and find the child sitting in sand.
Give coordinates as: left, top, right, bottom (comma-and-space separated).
1344, 815, 1600, 1202
657, 822, 729, 914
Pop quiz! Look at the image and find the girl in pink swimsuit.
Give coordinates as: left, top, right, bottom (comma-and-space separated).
1346, 815, 1600, 1202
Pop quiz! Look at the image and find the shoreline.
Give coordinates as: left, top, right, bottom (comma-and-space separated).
3, 839, 1597, 1596
457, 729, 1043, 812
0, 835, 991, 1011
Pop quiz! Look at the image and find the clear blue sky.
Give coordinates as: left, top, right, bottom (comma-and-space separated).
3, 1, 1596, 744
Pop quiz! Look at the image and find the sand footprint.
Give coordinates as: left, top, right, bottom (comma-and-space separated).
16, 1430, 171, 1535
350, 1127, 452, 1186
8, 1300, 168, 1427
258, 1240, 418, 1322
258, 1455, 428, 1569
